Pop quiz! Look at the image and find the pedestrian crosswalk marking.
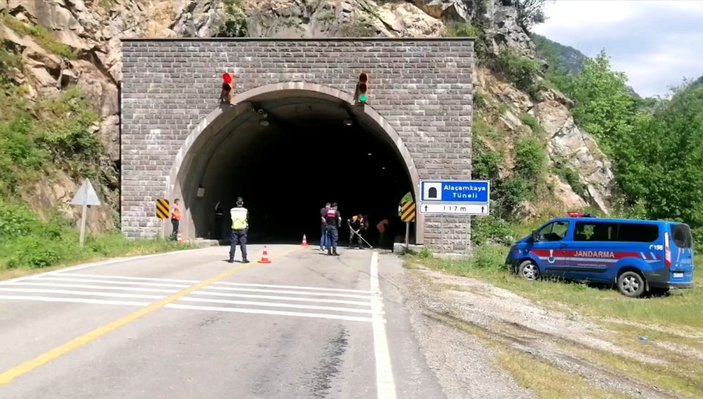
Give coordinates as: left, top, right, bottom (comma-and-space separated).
0, 288, 164, 300
192, 290, 370, 306
0, 272, 377, 323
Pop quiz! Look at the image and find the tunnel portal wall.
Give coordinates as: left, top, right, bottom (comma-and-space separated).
121, 38, 475, 255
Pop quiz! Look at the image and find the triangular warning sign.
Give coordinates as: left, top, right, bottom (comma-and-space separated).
70, 179, 101, 206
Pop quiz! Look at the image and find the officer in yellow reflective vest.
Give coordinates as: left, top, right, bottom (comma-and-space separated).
228, 196, 249, 263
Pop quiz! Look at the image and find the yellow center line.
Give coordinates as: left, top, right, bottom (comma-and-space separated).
0, 246, 301, 385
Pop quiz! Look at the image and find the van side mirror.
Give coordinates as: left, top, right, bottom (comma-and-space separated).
531, 230, 539, 242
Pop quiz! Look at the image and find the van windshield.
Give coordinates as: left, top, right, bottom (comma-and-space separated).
671, 223, 692, 248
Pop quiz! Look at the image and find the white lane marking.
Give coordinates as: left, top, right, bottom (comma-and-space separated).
55, 273, 199, 284
165, 304, 373, 322
25, 277, 189, 289
370, 252, 397, 399
7, 282, 179, 294
204, 286, 373, 299
1, 247, 210, 284
0, 288, 164, 300
191, 291, 371, 306
180, 296, 374, 314
215, 281, 374, 294
0, 295, 148, 307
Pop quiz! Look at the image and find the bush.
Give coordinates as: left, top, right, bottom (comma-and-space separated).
495, 176, 530, 219
492, 49, 543, 97
470, 244, 510, 271
519, 113, 541, 132
554, 163, 588, 197
472, 141, 502, 180
472, 216, 514, 246
514, 137, 547, 180
0, 201, 42, 239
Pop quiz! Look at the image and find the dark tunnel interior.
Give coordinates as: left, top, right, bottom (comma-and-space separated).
189, 95, 415, 248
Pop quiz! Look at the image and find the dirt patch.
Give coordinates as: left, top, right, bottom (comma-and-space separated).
399, 264, 694, 398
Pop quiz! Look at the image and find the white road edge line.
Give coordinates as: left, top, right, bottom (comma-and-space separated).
165, 304, 373, 323
370, 251, 397, 399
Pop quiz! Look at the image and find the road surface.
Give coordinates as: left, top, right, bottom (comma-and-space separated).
0, 245, 444, 399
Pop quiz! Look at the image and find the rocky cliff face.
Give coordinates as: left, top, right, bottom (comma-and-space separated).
0, 0, 615, 228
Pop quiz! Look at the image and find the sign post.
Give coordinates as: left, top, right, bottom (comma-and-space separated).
69, 179, 102, 247
399, 195, 416, 251
419, 180, 491, 215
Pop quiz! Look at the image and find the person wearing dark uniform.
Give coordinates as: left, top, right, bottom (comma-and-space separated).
228, 197, 249, 263
348, 214, 362, 249
323, 202, 341, 256
320, 202, 330, 252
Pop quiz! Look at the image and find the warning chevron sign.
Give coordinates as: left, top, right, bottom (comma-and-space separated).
400, 200, 416, 223
156, 199, 169, 220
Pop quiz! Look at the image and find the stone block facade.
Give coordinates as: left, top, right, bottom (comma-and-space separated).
121, 38, 474, 254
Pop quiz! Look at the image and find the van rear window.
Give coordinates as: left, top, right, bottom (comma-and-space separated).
574, 222, 658, 242
671, 223, 692, 248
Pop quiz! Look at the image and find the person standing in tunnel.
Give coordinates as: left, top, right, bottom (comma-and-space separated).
377, 218, 389, 249
228, 196, 250, 263
323, 202, 341, 256
170, 198, 182, 241
320, 202, 330, 252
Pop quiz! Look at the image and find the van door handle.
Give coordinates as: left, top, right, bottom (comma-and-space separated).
560, 244, 568, 248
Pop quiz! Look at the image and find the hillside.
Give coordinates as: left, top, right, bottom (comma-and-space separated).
0, 0, 628, 267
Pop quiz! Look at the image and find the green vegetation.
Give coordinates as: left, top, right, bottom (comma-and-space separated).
218, 0, 248, 37
0, 13, 76, 59
491, 48, 545, 98
0, 44, 188, 275
556, 51, 703, 228
0, 200, 191, 277
408, 245, 703, 330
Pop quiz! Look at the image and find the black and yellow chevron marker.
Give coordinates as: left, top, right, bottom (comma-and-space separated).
156, 199, 170, 220
400, 201, 416, 223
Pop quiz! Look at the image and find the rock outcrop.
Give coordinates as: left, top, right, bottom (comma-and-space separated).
0, 0, 616, 228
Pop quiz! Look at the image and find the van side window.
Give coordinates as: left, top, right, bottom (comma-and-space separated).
574, 222, 617, 241
617, 223, 658, 242
537, 221, 570, 242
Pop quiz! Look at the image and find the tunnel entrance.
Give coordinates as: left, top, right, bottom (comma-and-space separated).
172, 84, 419, 248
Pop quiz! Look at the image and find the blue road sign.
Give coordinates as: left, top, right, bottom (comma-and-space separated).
420, 180, 490, 204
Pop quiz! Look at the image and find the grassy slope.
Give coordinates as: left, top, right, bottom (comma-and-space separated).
0, 22, 191, 277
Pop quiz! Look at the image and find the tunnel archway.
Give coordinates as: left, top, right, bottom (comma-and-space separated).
168, 82, 423, 247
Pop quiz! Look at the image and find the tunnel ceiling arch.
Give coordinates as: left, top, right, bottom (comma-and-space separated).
121, 38, 474, 255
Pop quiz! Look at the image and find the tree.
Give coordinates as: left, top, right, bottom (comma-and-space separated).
567, 50, 637, 150
502, 0, 547, 32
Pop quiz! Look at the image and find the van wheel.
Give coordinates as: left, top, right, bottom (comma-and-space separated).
617, 271, 646, 298
518, 260, 540, 281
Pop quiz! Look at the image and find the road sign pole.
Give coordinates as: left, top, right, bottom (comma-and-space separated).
79, 203, 88, 247
405, 222, 410, 251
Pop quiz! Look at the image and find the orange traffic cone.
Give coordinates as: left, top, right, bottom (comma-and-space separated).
302, 234, 308, 247
258, 246, 272, 264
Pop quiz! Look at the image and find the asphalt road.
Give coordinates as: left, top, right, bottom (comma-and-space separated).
0, 244, 445, 399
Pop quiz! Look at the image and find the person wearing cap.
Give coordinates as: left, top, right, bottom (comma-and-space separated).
228, 196, 249, 263
323, 202, 341, 256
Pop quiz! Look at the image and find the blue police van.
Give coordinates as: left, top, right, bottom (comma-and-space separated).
506, 214, 695, 297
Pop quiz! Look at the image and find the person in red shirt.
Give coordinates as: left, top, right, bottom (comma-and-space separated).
376, 218, 389, 249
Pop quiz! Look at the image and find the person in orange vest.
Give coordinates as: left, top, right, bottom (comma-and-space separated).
170, 198, 182, 241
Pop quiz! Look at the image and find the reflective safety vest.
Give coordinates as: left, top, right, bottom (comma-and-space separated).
230, 207, 248, 230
